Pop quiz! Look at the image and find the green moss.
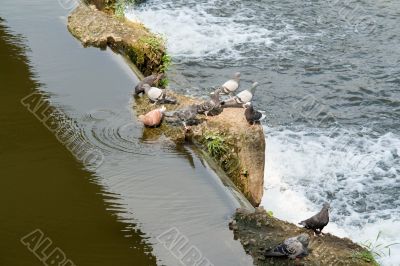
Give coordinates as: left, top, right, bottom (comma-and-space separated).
203, 131, 228, 158
353, 251, 379, 265
114, 0, 125, 18
160, 54, 172, 72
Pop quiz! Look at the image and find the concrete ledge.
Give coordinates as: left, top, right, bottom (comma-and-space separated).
68, 3, 165, 75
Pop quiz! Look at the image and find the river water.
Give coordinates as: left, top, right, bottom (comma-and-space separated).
127, 0, 400, 265
0, 0, 253, 265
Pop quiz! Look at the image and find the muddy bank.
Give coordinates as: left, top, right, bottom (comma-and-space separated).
230, 208, 377, 266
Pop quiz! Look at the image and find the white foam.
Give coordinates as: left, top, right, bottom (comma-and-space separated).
261, 126, 400, 265
125, 1, 288, 61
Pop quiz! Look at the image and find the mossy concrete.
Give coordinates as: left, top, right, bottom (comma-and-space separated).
67, 3, 165, 75
231, 208, 376, 266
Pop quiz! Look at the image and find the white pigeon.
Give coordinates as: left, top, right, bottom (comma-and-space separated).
143, 84, 177, 104
265, 233, 310, 259
220, 72, 241, 96
221, 82, 259, 107
143, 84, 163, 102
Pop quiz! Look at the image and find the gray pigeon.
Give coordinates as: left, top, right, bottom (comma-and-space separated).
135, 73, 165, 95
219, 72, 241, 96
197, 88, 222, 116
164, 104, 200, 130
143, 84, 177, 104
299, 203, 331, 235
244, 102, 265, 125
221, 82, 259, 108
265, 233, 310, 259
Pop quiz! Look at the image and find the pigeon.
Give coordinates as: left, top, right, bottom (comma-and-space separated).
299, 203, 331, 235
143, 84, 177, 104
265, 233, 310, 259
244, 102, 265, 125
221, 82, 259, 108
197, 88, 222, 116
219, 72, 241, 96
138, 106, 166, 127
164, 104, 200, 130
134, 73, 165, 95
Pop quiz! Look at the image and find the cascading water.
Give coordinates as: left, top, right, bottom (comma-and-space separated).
127, 0, 400, 264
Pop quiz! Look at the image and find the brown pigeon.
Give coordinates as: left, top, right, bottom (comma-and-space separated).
299, 203, 331, 235
138, 106, 166, 127
134, 73, 165, 95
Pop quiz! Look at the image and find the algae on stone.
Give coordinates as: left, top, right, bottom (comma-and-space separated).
68, 3, 166, 75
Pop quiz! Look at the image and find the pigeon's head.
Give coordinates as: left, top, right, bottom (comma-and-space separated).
297, 233, 310, 247
322, 202, 331, 211
233, 72, 241, 81
250, 82, 259, 94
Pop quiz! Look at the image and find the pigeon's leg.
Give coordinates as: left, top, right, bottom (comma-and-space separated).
314, 229, 322, 237
182, 121, 188, 131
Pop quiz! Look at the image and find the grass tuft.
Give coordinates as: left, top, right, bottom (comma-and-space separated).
203, 131, 228, 158
353, 251, 379, 265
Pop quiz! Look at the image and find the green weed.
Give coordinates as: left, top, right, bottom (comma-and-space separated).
203, 132, 228, 158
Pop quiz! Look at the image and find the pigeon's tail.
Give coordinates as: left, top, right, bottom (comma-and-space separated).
159, 96, 178, 105
164, 111, 176, 117
260, 113, 266, 121
221, 97, 241, 107
218, 86, 230, 95
265, 249, 285, 257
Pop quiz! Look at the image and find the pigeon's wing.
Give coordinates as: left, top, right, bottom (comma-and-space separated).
222, 79, 239, 93
265, 237, 301, 258
283, 238, 305, 259
221, 96, 240, 107
142, 74, 157, 84
236, 90, 253, 104
300, 213, 321, 229
147, 87, 163, 101
252, 110, 263, 121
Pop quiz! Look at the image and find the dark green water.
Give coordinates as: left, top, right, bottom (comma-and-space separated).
0, 1, 252, 265
0, 19, 156, 266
